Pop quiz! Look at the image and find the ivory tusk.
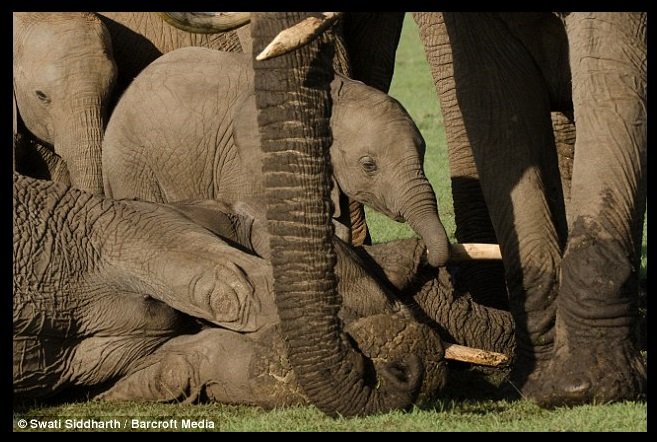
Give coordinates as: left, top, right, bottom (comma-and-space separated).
256, 12, 342, 61
443, 343, 509, 367
449, 243, 502, 262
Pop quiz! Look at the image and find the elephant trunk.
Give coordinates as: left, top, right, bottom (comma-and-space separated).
413, 267, 516, 356
399, 176, 450, 268
252, 13, 420, 417
58, 95, 105, 194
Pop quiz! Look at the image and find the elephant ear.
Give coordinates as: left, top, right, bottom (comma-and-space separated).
330, 172, 371, 247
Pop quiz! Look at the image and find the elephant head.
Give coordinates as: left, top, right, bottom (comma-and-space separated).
330, 75, 450, 267
13, 12, 117, 194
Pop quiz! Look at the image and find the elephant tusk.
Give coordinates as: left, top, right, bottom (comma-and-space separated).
443, 343, 509, 367
256, 12, 343, 61
159, 12, 251, 33
448, 243, 502, 262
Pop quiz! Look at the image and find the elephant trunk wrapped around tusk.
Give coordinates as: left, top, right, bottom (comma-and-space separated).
256, 12, 343, 61
444, 343, 509, 367
448, 243, 502, 262
159, 12, 251, 33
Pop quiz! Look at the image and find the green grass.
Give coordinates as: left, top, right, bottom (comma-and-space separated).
14, 14, 647, 432
13, 400, 647, 432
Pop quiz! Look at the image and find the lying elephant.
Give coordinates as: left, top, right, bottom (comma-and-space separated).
14, 173, 513, 407
102, 48, 450, 266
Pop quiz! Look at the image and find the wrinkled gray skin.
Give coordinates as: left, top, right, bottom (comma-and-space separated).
14, 173, 513, 405
102, 48, 449, 266
413, 12, 647, 407
13, 12, 117, 194
91, 12, 373, 247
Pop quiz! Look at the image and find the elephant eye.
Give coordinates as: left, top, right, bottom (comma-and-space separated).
359, 155, 378, 175
35, 90, 50, 104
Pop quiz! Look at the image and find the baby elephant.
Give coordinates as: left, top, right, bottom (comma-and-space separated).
102, 48, 450, 266
13, 12, 117, 194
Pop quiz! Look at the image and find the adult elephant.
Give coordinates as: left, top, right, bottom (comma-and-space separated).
244, 12, 647, 410
414, 12, 647, 407
13, 12, 117, 194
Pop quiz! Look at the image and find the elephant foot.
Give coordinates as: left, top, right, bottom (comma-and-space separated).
505, 349, 553, 401
524, 218, 647, 407
514, 337, 646, 407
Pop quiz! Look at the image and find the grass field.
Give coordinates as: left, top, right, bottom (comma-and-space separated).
13, 15, 647, 432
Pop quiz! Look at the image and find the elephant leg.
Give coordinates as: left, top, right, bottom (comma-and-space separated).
355, 238, 515, 357
538, 12, 647, 407
439, 13, 568, 394
551, 111, 576, 222
342, 13, 405, 93
95, 328, 269, 405
414, 12, 507, 310
412, 267, 515, 357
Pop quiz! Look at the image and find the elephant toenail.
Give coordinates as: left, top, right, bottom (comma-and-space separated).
564, 378, 591, 397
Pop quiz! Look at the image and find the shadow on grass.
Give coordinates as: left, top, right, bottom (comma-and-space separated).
417, 362, 515, 414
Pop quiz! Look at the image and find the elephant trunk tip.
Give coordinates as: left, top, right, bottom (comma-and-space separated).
425, 244, 450, 268
419, 224, 450, 267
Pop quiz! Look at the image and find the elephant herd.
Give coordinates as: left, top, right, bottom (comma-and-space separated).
13, 12, 646, 417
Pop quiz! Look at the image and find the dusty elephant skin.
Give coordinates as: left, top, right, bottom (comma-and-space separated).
247, 12, 646, 408
102, 48, 449, 266
14, 173, 514, 407
13, 12, 117, 194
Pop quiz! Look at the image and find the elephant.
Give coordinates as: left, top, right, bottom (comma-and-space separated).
102, 12, 413, 245
415, 12, 647, 408
236, 12, 646, 410
101, 48, 450, 266
13, 12, 117, 194
13, 172, 514, 406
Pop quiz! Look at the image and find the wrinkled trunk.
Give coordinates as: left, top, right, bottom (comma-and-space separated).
413, 12, 508, 309
252, 13, 417, 417
398, 176, 449, 268
412, 268, 515, 356
361, 238, 515, 356
57, 97, 105, 194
